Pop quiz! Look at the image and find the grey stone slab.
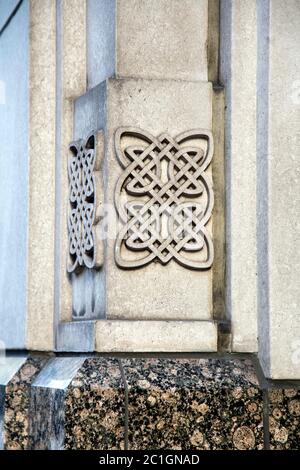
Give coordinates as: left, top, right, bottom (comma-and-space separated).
0, 355, 27, 385
29, 387, 65, 450
257, 0, 300, 379
219, 0, 258, 352
87, 0, 116, 89
33, 357, 86, 390
0, 0, 29, 348
56, 321, 95, 352
72, 82, 107, 321
30, 356, 86, 449
74, 82, 106, 139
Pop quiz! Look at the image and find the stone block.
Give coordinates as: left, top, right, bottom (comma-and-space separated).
70, 77, 217, 350
105, 78, 213, 321
220, 0, 258, 352
29, 357, 86, 449
65, 358, 126, 449
122, 358, 264, 450
116, 0, 208, 81
4, 356, 47, 450
257, 0, 300, 379
95, 320, 217, 352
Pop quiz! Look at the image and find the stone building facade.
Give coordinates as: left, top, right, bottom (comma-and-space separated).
0, 0, 300, 450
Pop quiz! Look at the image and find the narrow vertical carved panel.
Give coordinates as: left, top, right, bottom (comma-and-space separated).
67, 131, 103, 273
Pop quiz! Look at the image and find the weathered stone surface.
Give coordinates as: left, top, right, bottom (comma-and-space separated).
26, 0, 56, 351
122, 358, 264, 450
65, 358, 126, 450
105, 78, 213, 322
269, 389, 300, 450
0, 0, 29, 349
257, 0, 300, 379
116, 0, 208, 81
95, 320, 217, 352
220, 0, 258, 352
87, 0, 115, 88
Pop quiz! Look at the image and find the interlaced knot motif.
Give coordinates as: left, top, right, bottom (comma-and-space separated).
114, 127, 214, 270
68, 132, 98, 273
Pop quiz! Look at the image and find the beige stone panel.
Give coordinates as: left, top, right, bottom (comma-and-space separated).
58, 0, 87, 323
221, 0, 258, 352
95, 320, 218, 352
105, 78, 213, 320
27, 0, 56, 350
267, 0, 300, 379
116, 0, 208, 81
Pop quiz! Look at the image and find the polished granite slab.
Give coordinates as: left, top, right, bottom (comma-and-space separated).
1, 354, 300, 450
65, 357, 126, 450
4, 355, 47, 450
269, 388, 300, 450
122, 358, 264, 450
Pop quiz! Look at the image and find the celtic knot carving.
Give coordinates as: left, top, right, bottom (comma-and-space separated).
114, 127, 214, 270
67, 131, 103, 273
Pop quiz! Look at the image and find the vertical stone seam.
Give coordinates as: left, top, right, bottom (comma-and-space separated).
118, 359, 129, 450
54, 0, 63, 348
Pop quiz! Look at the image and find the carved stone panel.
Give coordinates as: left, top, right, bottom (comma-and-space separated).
67, 131, 103, 273
114, 127, 214, 270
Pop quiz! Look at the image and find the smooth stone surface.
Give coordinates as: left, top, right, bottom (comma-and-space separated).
220, 0, 258, 352
65, 358, 126, 449
105, 78, 213, 321
26, 0, 56, 351
4, 356, 47, 450
269, 389, 300, 450
116, 0, 208, 81
29, 357, 86, 449
87, 0, 115, 88
122, 358, 264, 450
258, 0, 300, 379
0, 0, 29, 348
95, 320, 217, 352
56, 321, 95, 352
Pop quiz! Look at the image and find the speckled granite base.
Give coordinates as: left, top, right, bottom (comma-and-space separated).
2, 354, 300, 450
122, 358, 264, 450
65, 358, 126, 450
3, 355, 47, 450
269, 389, 300, 449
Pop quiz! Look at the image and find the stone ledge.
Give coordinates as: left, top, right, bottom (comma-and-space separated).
0, 355, 299, 450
